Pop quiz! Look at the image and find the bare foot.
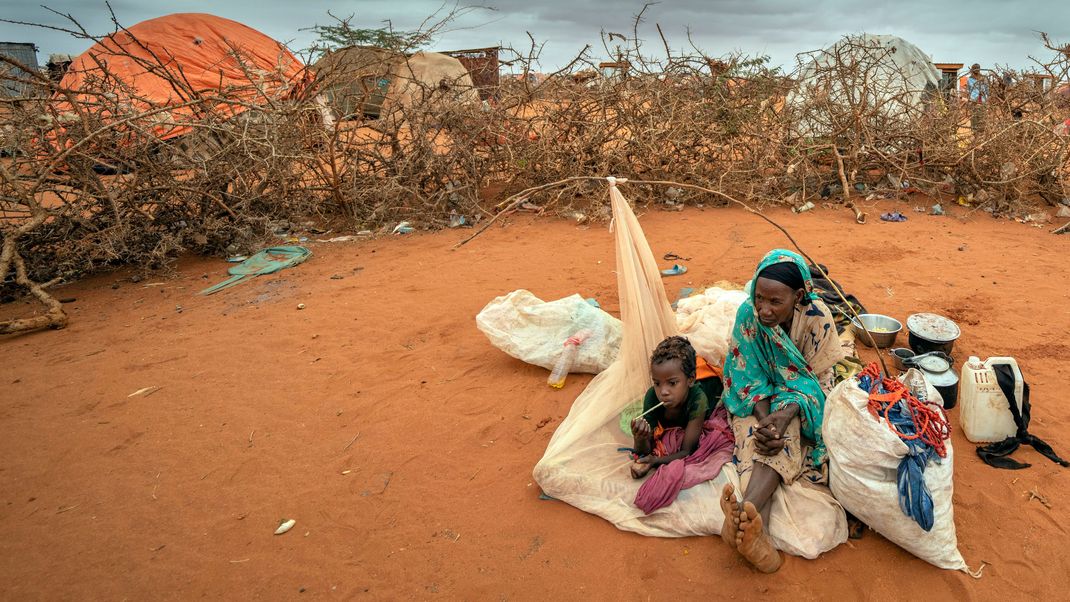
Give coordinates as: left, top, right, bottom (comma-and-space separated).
630, 460, 653, 479
719, 483, 741, 549
735, 501, 782, 573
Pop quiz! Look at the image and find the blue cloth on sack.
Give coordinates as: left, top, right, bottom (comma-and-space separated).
857, 377, 937, 532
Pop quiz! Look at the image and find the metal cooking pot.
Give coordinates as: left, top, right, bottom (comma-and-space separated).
906, 313, 961, 357
913, 354, 959, 409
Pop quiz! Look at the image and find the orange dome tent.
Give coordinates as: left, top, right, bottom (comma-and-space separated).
54, 13, 306, 141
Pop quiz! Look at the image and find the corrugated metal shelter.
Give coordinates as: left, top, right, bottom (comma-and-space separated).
442, 47, 499, 100
0, 42, 41, 98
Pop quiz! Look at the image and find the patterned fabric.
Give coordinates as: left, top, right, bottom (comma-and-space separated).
731, 368, 837, 487
722, 249, 844, 466
732, 413, 805, 485
634, 407, 735, 514
967, 75, 988, 103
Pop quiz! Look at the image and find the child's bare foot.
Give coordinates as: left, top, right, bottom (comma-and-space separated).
735, 501, 782, 573
719, 483, 740, 549
630, 460, 653, 479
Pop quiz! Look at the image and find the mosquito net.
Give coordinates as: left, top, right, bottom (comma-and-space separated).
533, 178, 847, 557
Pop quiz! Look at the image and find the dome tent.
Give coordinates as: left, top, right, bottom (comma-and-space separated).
312, 47, 479, 121
788, 34, 942, 138
54, 13, 306, 141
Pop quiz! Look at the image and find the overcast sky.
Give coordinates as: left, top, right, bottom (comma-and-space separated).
1, 0, 1067, 73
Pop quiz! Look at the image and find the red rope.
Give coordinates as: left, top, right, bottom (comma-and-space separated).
858, 363, 951, 457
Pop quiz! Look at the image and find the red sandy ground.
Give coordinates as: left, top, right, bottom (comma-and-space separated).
1, 200, 1068, 599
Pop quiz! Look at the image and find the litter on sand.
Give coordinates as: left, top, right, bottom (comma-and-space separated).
274, 519, 296, 535
200, 246, 311, 295
880, 212, 908, 222
670, 287, 696, 310
663, 252, 691, 261
316, 235, 365, 243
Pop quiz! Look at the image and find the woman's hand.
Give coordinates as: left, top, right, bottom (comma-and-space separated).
754, 427, 786, 456
761, 405, 797, 436
753, 405, 798, 456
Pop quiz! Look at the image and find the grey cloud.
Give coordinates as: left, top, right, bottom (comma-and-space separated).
1, 0, 1067, 71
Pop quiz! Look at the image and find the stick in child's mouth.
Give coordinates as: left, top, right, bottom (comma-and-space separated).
635, 401, 665, 420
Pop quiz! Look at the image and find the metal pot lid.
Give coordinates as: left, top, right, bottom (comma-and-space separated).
906, 313, 961, 343
920, 365, 959, 387
915, 354, 951, 373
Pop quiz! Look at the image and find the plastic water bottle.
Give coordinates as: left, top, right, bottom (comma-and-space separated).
547, 330, 591, 389
908, 370, 928, 403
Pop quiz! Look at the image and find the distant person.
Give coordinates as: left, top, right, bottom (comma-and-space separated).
966, 63, 988, 133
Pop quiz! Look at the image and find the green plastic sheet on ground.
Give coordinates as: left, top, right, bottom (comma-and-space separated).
199, 246, 312, 295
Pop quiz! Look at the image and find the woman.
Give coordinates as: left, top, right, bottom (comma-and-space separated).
718, 249, 844, 573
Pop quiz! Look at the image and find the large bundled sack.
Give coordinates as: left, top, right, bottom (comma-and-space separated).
532, 179, 847, 558
476, 289, 621, 373
824, 371, 971, 571
675, 287, 748, 366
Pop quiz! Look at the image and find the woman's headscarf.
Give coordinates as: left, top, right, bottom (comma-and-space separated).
756, 261, 805, 292
724, 249, 842, 466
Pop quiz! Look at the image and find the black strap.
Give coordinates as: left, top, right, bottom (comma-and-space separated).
993, 364, 1029, 436
976, 436, 1028, 469
976, 364, 1069, 469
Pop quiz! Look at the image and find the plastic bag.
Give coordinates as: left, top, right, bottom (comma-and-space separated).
476, 289, 621, 373
532, 180, 847, 558
824, 371, 970, 571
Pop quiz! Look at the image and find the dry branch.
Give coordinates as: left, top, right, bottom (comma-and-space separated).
2, 12, 1070, 335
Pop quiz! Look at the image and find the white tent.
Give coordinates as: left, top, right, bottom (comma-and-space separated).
313, 48, 479, 121
788, 34, 942, 137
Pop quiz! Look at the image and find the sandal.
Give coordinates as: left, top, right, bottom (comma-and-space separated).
660, 264, 688, 277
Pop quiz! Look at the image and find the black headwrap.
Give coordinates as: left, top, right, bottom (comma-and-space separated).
757, 261, 805, 291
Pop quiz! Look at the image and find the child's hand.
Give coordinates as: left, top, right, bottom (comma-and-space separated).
630, 457, 656, 479
631, 417, 652, 439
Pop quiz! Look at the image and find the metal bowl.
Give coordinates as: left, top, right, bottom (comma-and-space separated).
851, 313, 903, 348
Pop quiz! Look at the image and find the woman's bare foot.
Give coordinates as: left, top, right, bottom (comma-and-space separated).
735, 501, 782, 573
719, 483, 741, 549
630, 460, 653, 479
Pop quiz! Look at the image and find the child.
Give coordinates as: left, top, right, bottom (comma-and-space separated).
629, 336, 717, 479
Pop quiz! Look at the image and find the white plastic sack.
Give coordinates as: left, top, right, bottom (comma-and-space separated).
476, 289, 621, 373
824, 371, 969, 571
675, 287, 748, 367
532, 180, 846, 558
